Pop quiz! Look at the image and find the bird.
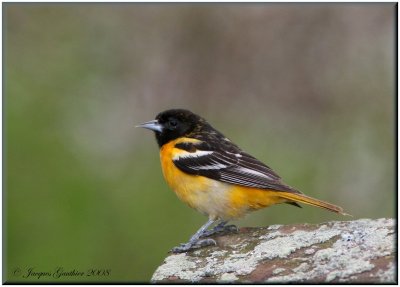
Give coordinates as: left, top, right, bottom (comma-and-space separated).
137, 109, 347, 253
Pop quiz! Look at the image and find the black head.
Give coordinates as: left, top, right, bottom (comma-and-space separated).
137, 109, 208, 147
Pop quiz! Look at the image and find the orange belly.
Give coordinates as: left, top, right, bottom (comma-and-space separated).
160, 138, 286, 220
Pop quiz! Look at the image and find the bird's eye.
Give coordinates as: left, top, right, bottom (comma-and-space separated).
169, 119, 178, 128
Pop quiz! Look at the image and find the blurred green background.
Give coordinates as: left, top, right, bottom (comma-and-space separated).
4, 3, 395, 283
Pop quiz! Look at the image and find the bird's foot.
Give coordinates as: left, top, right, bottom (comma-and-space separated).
200, 224, 238, 238
170, 238, 217, 253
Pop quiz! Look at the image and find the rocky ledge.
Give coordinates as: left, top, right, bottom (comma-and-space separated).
152, 218, 395, 283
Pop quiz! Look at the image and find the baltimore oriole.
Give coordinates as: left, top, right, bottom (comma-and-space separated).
137, 109, 347, 253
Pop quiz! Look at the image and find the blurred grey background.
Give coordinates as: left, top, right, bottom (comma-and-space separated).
4, 3, 395, 282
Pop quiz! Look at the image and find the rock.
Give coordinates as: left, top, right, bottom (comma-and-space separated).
151, 218, 395, 283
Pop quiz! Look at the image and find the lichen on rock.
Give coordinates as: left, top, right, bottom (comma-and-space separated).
151, 218, 395, 283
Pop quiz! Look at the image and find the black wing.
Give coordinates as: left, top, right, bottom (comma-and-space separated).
173, 140, 299, 193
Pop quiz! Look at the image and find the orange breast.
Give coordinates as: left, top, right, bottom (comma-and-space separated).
159, 138, 287, 220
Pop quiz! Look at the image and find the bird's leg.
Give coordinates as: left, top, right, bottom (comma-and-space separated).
171, 218, 217, 253
200, 220, 238, 238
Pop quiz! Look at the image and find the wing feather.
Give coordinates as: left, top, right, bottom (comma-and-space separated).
173, 141, 299, 193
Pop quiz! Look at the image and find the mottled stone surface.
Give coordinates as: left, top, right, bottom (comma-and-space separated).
151, 218, 395, 283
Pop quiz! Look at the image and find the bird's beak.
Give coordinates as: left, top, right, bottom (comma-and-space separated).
136, 120, 163, 132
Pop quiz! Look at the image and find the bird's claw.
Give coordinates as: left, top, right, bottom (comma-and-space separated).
196, 238, 217, 247
170, 239, 217, 253
200, 224, 238, 238
224, 224, 239, 233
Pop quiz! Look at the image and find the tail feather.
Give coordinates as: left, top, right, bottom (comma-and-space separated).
277, 192, 349, 215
